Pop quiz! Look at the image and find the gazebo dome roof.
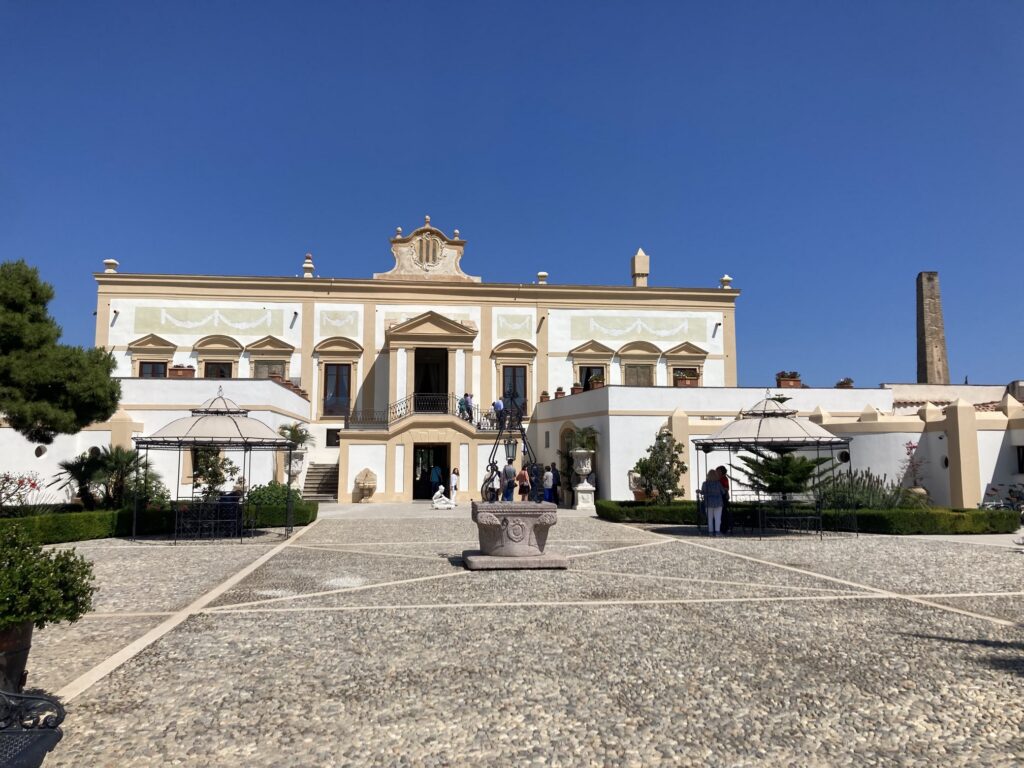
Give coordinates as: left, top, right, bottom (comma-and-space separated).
694, 395, 848, 451
740, 398, 798, 418
134, 388, 292, 449
192, 392, 248, 415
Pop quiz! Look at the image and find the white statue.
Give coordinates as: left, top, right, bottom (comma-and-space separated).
431, 484, 456, 510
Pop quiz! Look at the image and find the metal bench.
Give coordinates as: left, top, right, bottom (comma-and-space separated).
0, 690, 65, 768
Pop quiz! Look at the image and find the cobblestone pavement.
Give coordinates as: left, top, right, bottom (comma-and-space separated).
32, 514, 1024, 766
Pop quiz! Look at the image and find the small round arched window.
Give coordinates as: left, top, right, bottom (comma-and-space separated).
838, 450, 851, 464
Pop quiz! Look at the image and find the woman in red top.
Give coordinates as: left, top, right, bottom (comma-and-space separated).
516, 464, 532, 501
716, 466, 732, 534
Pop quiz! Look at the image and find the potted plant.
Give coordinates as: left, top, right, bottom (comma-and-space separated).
775, 370, 802, 388
539, 391, 550, 402
169, 364, 196, 379
673, 369, 699, 388
554, 387, 566, 399
588, 376, 605, 390
278, 422, 315, 486
570, 381, 584, 395
835, 377, 854, 389
0, 528, 95, 691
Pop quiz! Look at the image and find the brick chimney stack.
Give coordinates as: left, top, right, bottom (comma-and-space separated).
916, 271, 950, 384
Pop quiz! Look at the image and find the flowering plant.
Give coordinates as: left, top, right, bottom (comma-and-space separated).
902, 441, 927, 487
0, 472, 43, 508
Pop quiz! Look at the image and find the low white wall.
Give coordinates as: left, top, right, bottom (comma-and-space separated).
0, 429, 112, 501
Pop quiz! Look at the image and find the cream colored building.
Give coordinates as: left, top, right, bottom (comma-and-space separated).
93, 218, 740, 502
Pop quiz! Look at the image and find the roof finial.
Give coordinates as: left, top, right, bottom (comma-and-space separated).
395, 226, 402, 237
453, 229, 460, 239
217, 386, 224, 397
302, 252, 315, 279
424, 214, 431, 227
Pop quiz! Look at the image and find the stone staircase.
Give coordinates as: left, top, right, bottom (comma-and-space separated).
303, 463, 339, 502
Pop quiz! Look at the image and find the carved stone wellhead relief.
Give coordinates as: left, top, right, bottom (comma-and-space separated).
373, 215, 481, 282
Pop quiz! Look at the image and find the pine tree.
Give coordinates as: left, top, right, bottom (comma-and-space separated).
735, 449, 832, 501
0, 260, 120, 443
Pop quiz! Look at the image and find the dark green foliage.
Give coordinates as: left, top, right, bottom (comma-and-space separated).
596, 499, 698, 524
0, 260, 121, 444
822, 507, 1019, 535
246, 481, 302, 508
50, 450, 104, 510
596, 499, 1019, 535
192, 449, 239, 500
278, 422, 314, 447
632, 431, 688, 502
735, 449, 831, 499
817, 469, 928, 511
0, 527, 95, 631
0, 503, 319, 545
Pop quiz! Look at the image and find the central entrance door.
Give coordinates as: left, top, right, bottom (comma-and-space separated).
413, 443, 450, 500
414, 348, 448, 413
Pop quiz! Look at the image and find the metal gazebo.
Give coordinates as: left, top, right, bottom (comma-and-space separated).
132, 390, 297, 541
692, 396, 853, 537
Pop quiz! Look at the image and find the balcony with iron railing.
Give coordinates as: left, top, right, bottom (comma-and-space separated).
325, 393, 529, 431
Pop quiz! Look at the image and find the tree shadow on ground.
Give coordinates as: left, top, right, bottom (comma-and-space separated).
903, 633, 1024, 678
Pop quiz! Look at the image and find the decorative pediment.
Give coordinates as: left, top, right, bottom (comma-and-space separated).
314, 337, 364, 357
616, 341, 662, 359
373, 216, 481, 283
127, 334, 176, 354
665, 341, 709, 358
568, 340, 615, 359
193, 334, 244, 352
491, 339, 538, 359
244, 335, 295, 355
386, 311, 477, 348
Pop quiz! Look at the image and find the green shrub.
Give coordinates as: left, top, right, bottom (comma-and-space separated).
0, 527, 95, 631
247, 481, 302, 508
251, 501, 318, 527
596, 499, 1019, 535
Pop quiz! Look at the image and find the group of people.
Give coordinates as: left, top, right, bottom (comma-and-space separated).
699, 465, 732, 536
456, 393, 475, 423
489, 459, 562, 503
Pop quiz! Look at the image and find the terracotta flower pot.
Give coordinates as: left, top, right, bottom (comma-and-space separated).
570, 385, 584, 395
674, 377, 698, 388
554, 390, 565, 399
776, 377, 801, 389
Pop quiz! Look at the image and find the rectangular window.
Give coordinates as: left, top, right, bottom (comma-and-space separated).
624, 364, 654, 387
580, 366, 604, 390
139, 361, 167, 378
323, 363, 351, 417
204, 362, 233, 379
673, 367, 699, 379
502, 365, 527, 411
326, 429, 342, 447
253, 360, 286, 379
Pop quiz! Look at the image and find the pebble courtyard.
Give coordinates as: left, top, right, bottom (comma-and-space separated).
28, 506, 1024, 767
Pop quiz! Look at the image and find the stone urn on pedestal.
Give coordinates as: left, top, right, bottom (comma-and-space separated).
571, 448, 596, 511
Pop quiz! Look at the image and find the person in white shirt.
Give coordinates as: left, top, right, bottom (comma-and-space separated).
492, 397, 505, 429
542, 467, 554, 502
449, 467, 460, 506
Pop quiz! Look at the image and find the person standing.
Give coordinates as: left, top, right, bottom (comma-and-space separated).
501, 459, 517, 501
550, 464, 562, 507
430, 464, 442, 494
464, 393, 474, 422
716, 465, 731, 534
516, 463, 532, 501
492, 397, 505, 430
702, 469, 725, 536
542, 465, 554, 502
450, 467, 460, 506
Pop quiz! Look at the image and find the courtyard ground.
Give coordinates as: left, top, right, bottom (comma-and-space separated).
29, 504, 1024, 766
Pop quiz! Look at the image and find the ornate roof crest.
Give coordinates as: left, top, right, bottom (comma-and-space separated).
373, 216, 481, 282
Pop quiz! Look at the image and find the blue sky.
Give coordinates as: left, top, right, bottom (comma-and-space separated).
2, 1, 1022, 387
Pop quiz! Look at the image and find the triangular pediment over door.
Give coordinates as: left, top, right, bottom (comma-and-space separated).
385, 311, 477, 349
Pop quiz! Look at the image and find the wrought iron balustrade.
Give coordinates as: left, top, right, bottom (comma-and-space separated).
342, 393, 527, 431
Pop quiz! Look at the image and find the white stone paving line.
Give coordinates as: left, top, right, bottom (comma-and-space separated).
578, 568, 856, 594
204, 569, 473, 612
55, 518, 324, 703
203, 592, 894, 615
287, 543, 453, 562
565, 538, 674, 559
672, 537, 1017, 628
79, 612, 177, 619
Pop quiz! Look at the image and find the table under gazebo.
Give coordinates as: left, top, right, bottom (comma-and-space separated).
132, 390, 297, 541
692, 396, 854, 537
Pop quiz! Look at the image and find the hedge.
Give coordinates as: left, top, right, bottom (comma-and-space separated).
595, 500, 1019, 535
0, 502, 319, 546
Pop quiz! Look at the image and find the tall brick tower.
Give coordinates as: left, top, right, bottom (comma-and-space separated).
916, 271, 950, 384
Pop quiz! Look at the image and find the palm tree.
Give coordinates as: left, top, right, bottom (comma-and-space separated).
96, 446, 147, 509
278, 422, 314, 448
50, 452, 103, 510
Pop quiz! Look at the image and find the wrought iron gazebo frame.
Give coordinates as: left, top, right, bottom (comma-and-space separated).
692, 399, 854, 538
479, 388, 545, 503
131, 395, 297, 542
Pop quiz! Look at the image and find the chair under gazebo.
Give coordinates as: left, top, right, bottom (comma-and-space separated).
132, 390, 298, 541
692, 396, 853, 537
